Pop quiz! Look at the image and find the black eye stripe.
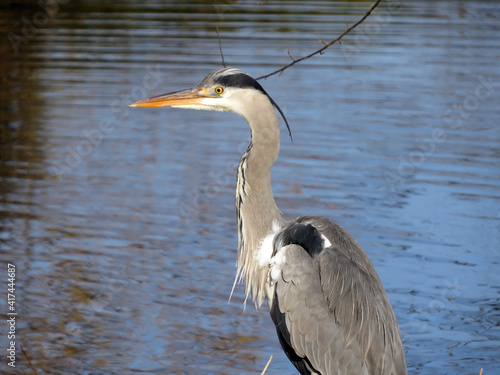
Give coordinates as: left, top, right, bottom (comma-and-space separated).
214, 73, 267, 95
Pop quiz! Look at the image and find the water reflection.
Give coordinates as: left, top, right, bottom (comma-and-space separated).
0, 1, 499, 374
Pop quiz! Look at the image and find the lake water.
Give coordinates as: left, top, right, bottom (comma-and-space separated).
1, 1, 499, 374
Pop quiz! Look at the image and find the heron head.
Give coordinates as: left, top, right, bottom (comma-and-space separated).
129, 67, 291, 139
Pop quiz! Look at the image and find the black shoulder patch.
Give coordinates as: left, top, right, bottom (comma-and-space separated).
274, 223, 324, 257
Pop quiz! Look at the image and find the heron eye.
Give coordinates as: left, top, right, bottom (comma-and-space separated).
215, 86, 224, 95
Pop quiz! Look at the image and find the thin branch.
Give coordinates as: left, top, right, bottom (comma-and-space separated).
256, 0, 382, 80
20, 344, 39, 375
216, 27, 226, 68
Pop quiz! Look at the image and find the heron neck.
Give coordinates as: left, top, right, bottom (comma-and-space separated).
235, 98, 284, 307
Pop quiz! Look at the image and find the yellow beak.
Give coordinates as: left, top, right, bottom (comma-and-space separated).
129, 88, 213, 108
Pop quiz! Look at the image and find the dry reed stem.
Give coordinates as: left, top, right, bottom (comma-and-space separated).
260, 355, 273, 375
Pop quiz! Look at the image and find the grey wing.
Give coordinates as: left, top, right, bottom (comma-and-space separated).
317, 246, 407, 374
272, 239, 406, 374
272, 244, 365, 374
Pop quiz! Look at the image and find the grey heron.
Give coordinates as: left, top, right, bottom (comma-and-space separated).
130, 67, 407, 375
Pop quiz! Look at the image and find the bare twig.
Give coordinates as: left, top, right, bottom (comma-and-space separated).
20, 343, 39, 375
215, 26, 226, 68
260, 355, 273, 375
256, 0, 382, 80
